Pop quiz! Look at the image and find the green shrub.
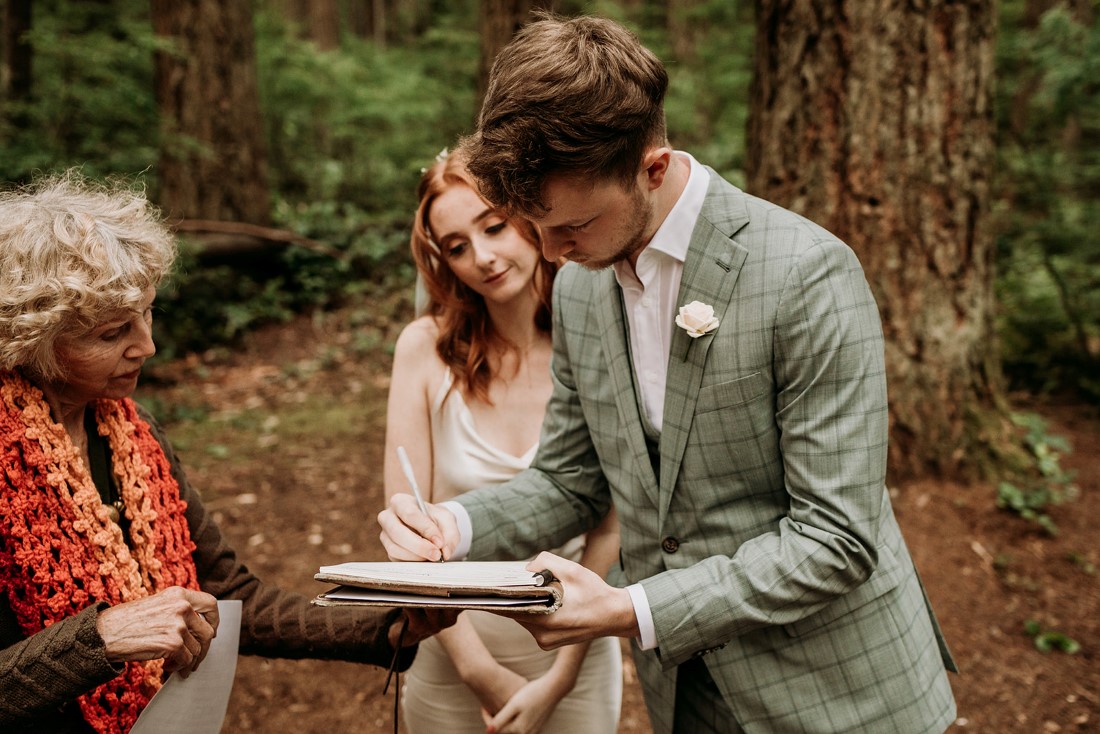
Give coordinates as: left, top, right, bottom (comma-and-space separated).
994, 412, 1078, 535
994, 3, 1100, 401
1024, 619, 1081, 654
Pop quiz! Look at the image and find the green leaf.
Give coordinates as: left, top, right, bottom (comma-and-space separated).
1034, 631, 1080, 654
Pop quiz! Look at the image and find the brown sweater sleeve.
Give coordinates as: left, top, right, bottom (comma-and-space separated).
0, 602, 120, 728
139, 406, 417, 672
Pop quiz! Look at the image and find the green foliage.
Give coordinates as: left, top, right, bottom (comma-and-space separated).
1066, 552, 1097, 575
146, 6, 481, 358
994, 2, 1100, 401
613, 1, 754, 184
0, 0, 161, 182
2, 0, 1096, 393
1024, 619, 1081, 654
255, 7, 479, 216
994, 412, 1079, 534
155, 1, 754, 357
0, 0, 765, 360
152, 246, 295, 361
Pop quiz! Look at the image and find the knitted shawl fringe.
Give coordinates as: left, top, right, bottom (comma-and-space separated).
0, 370, 198, 734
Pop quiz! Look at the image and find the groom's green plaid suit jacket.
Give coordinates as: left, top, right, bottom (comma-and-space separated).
457, 169, 957, 734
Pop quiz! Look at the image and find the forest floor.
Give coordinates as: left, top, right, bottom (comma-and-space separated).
137, 290, 1098, 734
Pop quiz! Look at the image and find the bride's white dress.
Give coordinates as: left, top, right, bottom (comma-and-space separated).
400, 370, 623, 733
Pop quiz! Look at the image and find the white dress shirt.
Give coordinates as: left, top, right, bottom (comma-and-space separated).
613, 152, 708, 431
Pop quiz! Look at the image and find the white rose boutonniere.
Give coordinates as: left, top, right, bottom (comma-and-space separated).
675, 301, 720, 338
675, 301, 720, 360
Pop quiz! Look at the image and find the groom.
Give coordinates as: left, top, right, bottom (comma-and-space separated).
379, 14, 958, 734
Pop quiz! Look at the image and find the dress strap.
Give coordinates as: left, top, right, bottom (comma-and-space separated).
430, 368, 455, 413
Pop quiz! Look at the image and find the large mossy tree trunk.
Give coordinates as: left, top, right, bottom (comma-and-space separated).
151, 0, 271, 225
747, 0, 1011, 481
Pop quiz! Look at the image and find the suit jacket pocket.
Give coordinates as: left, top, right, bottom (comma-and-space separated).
696, 371, 769, 414
687, 372, 777, 471
783, 541, 902, 638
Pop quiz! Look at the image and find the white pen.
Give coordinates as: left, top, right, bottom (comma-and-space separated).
395, 445, 444, 562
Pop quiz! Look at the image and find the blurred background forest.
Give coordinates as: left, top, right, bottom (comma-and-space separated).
0, 0, 1096, 549
2, 2, 1098, 731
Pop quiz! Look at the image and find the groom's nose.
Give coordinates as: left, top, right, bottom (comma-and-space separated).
541, 230, 575, 262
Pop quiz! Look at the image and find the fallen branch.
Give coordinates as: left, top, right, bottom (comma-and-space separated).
170, 219, 347, 261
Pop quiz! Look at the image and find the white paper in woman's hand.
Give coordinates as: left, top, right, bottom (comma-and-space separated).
130, 600, 242, 734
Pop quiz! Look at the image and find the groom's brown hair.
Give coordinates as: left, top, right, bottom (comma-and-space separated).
463, 13, 669, 218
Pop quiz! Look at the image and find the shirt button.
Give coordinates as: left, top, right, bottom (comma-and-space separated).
661, 536, 679, 553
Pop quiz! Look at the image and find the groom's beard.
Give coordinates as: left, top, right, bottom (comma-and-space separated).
576, 186, 653, 271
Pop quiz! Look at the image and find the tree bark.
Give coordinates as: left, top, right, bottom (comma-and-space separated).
363, 0, 388, 47
310, 0, 341, 50
276, 0, 310, 29
348, 0, 370, 39
477, 0, 555, 103
151, 0, 271, 225
667, 0, 704, 64
2, 0, 33, 101
747, 0, 1007, 481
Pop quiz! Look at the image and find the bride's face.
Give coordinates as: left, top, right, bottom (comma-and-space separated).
429, 184, 541, 306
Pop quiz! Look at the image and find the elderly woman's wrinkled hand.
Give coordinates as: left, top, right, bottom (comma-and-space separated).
95, 586, 220, 678
390, 607, 460, 650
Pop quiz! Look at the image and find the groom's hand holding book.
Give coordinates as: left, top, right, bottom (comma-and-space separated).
377, 495, 641, 648
496, 551, 641, 650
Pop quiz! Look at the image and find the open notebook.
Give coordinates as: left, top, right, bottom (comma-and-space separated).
312, 561, 563, 614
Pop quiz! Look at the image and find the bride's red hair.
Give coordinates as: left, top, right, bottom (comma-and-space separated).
410, 149, 557, 404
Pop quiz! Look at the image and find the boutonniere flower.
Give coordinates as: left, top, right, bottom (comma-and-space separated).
676, 301, 720, 338
675, 301, 720, 360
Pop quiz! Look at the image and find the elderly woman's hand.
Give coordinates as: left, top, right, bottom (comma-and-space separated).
389, 607, 460, 649
95, 587, 220, 678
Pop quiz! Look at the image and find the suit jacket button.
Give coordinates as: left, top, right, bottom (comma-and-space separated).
661, 536, 679, 553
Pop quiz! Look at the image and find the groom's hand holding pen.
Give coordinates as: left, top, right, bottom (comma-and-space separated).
380, 447, 459, 563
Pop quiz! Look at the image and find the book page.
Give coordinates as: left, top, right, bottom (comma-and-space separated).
317, 561, 544, 588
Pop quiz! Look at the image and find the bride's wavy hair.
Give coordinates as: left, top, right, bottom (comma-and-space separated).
410, 148, 557, 404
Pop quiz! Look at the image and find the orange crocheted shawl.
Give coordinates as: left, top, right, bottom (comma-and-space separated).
0, 370, 198, 734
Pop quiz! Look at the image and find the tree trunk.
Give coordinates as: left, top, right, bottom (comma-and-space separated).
348, 0, 370, 38
151, 0, 271, 225
667, 0, 703, 64
271, 0, 310, 41
747, 0, 1008, 481
366, 0, 387, 47
477, 0, 554, 103
310, 0, 341, 50
2, 0, 33, 101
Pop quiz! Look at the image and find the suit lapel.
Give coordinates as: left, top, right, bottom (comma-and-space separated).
658, 175, 751, 526
594, 268, 661, 509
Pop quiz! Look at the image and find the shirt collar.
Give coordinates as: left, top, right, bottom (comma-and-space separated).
614, 152, 709, 287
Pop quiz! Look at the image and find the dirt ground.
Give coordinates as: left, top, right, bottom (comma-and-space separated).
137, 296, 1098, 733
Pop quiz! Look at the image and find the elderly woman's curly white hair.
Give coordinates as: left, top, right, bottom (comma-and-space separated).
0, 169, 177, 380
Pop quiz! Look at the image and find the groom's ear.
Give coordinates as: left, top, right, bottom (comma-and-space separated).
640, 147, 673, 191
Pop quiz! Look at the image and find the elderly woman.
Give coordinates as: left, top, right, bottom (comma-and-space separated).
0, 171, 448, 733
